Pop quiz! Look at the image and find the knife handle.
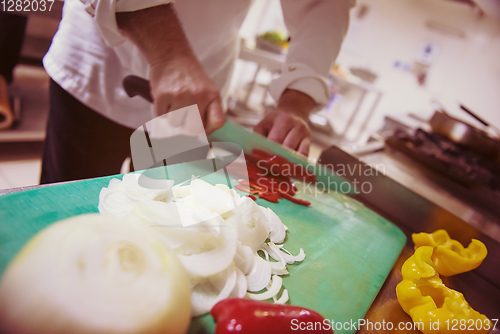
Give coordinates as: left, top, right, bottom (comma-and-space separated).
123, 75, 153, 103
459, 104, 488, 127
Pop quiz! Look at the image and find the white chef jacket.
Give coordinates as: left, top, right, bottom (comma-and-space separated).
43, 0, 353, 129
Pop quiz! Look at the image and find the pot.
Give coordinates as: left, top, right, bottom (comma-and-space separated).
429, 110, 500, 158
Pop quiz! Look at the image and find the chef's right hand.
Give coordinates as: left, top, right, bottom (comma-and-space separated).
149, 55, 225, 135
116, 4, 225, 135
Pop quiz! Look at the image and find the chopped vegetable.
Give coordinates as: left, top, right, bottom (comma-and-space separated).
230, 149, 315, 206
0, 214, 191, 334
412, 229, 487, 276
396, 246, 491, 333
211, 298, 333, 334
98, 175, 305, 316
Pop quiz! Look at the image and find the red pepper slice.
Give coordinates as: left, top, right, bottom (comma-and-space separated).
258, 191, 280, 203
248, 180, 266, 191
247, 195, 256, 201
229, 150, 315, 206
234, 185, 252, 193
251, 149, 317, 182
278, 189, 311, 206
211, 298, 333, 334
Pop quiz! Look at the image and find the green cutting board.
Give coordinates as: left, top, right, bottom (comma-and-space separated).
0, 158, 405, 334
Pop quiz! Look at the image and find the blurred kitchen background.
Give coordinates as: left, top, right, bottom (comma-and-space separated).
1, 0, 500, 236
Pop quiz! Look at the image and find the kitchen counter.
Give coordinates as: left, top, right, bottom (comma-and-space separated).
318, 146, 500, 333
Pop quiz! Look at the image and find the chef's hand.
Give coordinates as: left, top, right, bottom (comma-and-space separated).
254, 89, 314, 156
116, 4, 225, 135
148, 54, 225, 135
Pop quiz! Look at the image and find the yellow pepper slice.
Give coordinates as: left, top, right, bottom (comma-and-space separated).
396, 246, 491, 333
412, 230, 487, 276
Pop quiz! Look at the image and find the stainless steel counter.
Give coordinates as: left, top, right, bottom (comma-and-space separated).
319, 146, 500, 333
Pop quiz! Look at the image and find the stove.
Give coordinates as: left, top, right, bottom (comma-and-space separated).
342, 114, 500, 243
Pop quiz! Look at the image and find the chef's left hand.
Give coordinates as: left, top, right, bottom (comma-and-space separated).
254, 89, 314, 156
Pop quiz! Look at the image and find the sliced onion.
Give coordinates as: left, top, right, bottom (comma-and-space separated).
260, 244, 288, 275
229, 267, 248, 298
98, 183, 136, 217
177, 226, 237, 277
259, 207, 286, 243
190, 179, 238, 215
190, 264, 237, 316
99, 174, 173, 217
233, 243, 255, 275
172, 185, 190, 199
228, 199, 270, 252
97, 175, 306, 315
134, 197, 221, 229
273, 289, 289, 304
246, 275, 283, 300
246, 254, 272, 292
274, 243, 306, 264
264, 242, 305, 264
122, 173, 173, 202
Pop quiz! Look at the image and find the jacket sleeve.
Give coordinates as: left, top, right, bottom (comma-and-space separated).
79, 0, 172, 47
269, 0, 354, 110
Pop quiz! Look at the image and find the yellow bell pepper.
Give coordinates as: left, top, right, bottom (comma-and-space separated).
396, 246, 492, 333
412, 230, 487, 276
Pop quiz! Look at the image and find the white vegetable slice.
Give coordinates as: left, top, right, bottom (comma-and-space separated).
134, 198, 221, 229
134, 200, 184, 227
107, 177, 123, 189
270, 263, 289, 276
260, 243, 288, 275
172, 185, 190, 199
233, 243, 255, 275
98, 183, 135, 217
177, 225, 237, 277
259, 206, 287, 243
273, 289, 289, 304
246, 254, 272, 292
229, 267, 248, 298
190, 264, 237, 316
228, 198, 270, 252
275, 243, 306, 264
190, 179, 238, 215
0, 214, 191, 334
264, 242, 306, 264
134, 200, 224, 253
246, 275, 283, 301
99, 175, 173, 217
122, 173, 173, 202
214, 184, 231, 194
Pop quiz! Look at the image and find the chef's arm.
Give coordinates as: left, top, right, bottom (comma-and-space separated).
115, 4, 224, 134
254, 0, 353, 156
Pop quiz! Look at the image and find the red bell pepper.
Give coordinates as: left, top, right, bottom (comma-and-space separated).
251, 149, 317, 183
230, 151, 313, 207
234, 184, 252, 194
211, 298, 333, 334
258, 191, 280, 203
278, 189, 311, 206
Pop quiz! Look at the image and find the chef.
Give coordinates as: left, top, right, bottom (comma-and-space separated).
40, 0, 353, 184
